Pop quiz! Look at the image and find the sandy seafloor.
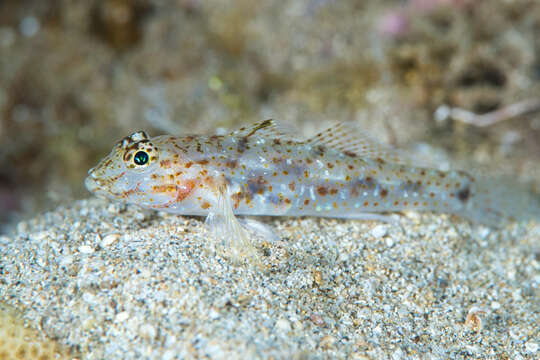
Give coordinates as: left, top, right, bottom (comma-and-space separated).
1, 198, 538, 359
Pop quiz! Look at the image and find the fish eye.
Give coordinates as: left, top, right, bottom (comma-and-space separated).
134, 151, 149, 166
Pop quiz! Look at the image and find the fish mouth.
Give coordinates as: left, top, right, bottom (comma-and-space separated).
85, 168, 108, 195
85, 171, 129, 199
84, 175, 102, 194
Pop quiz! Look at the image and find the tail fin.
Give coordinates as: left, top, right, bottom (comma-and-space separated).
460, 176, 540, 227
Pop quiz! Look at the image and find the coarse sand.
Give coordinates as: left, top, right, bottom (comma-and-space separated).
0, 198, 538, 359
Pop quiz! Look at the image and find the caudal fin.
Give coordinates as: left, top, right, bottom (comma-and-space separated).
460, 177, 540, 227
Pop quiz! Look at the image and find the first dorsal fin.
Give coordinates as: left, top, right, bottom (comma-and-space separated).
117, 131, 150, 149
306, 122, 415, 165
230, 119, 300, 140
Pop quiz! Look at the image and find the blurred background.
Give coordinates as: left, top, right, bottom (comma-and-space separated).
1, 0, 540, 231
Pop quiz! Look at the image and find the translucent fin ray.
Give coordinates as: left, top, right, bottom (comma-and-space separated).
306, 122, 415, 165
204, 186, 261, 265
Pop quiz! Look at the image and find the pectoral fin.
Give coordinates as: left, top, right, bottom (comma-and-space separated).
204, 186, 262, 266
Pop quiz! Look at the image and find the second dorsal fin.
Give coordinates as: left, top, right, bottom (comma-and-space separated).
306, 122, 414, 165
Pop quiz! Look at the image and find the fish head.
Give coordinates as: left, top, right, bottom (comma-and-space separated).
85, 131, 162, 203
86, 131, 206, 210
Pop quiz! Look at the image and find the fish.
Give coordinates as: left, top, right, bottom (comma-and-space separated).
85, 120, 540, 262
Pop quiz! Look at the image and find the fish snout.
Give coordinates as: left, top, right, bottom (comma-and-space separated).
84, 174, 100, 193
85, 166, 105, 193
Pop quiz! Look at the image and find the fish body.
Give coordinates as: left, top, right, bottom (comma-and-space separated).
86, 120, 539, 260
127, 136, 475, 218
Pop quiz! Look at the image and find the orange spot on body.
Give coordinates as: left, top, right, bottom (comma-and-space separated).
152, 185, 176, 193
317, 186, 328, 196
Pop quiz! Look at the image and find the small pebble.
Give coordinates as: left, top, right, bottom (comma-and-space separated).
135, 212, 147, 221
115, 311, 130, 323
78, 245, 95, 254
310, 313, 325, 326
107, 203, 121, 214
162, 350, 176, 360
525, 342, 538, 354
208, 308, 220, 320
139, 323, 157, 340
275, 318, 291, 332
371, 225, 387, 238
465, 307, 486, 332
82, 292, 96, 304
101, 233, 121, 247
